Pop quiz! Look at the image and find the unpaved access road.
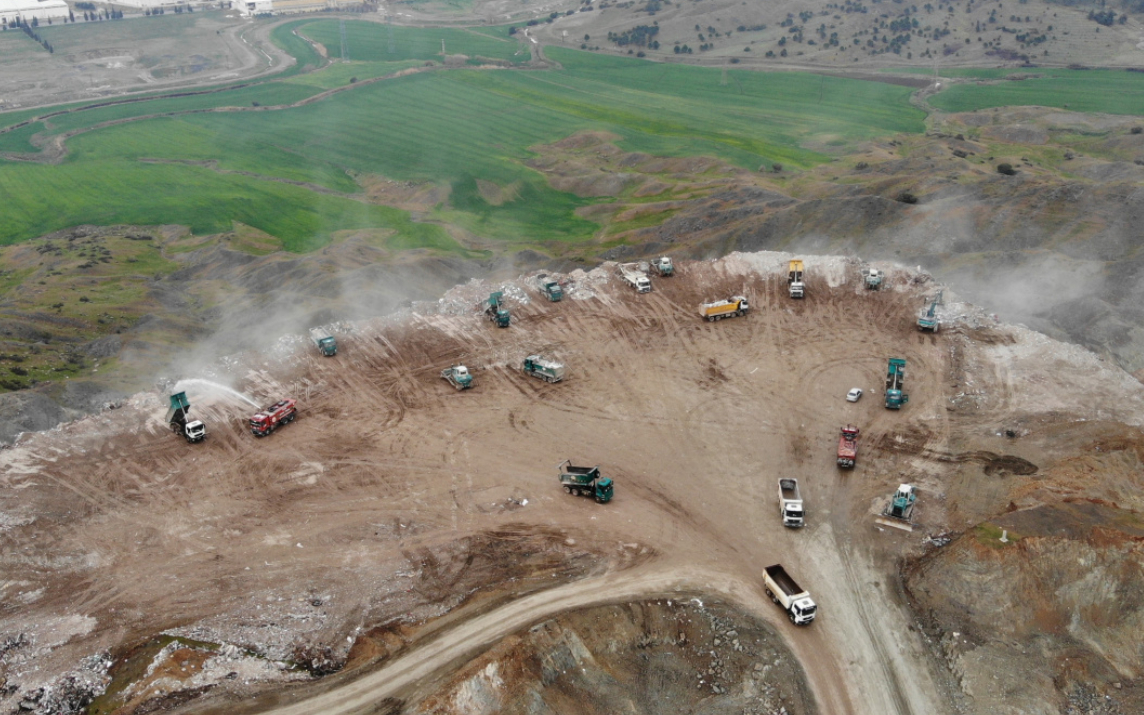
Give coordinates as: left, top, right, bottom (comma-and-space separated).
7, 252, 1142, 714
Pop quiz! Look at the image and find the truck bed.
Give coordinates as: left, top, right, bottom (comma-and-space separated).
563, 465, 598, 476
764, 564, 803, 597
779, 479, 799, 500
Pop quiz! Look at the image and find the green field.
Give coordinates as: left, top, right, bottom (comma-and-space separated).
0, 20, 928, 252
928, 68, 1144, 115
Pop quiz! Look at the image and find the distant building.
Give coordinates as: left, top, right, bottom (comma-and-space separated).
239, 0, 272, 14
0, 0, 70, 25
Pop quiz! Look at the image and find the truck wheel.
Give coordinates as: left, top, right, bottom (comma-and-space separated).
563, 486, 572, 494
571, 488, 581, 497
766, 588, 777, 604
789, 612, 798, 624
707, 316, 714, 322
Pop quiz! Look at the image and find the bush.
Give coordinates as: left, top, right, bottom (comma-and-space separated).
1132, 126, 1143, 134
952, 149, 967, 158
997, 163, 1017, 175
771, 163, 783, 172
855, 161, 869, 170
896, 191, 918, 204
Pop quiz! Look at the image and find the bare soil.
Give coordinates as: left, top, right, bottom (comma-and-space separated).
2, 252, 1143, 714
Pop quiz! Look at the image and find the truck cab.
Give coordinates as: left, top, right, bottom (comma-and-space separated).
183, 420, 207, 443
316, 336, 337, 356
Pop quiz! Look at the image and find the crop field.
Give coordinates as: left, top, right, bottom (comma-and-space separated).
928, 68, 1144, 116
0, 20, 925, 252
298, 20, 531, 65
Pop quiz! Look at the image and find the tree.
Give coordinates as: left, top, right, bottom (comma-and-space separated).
31, 16, 38, 27
996, 163, 1017, 175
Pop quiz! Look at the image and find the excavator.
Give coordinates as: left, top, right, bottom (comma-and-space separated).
917, 290, 943, 332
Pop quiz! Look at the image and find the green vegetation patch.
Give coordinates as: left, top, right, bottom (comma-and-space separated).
930, 69, 1144, 116
299, 20, 530, 65
973, 522, 1023, 548
0, 121, 43, 153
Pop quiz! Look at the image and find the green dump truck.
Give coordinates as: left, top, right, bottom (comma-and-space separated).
557, 460, 613, 503
522, 355, 565, 383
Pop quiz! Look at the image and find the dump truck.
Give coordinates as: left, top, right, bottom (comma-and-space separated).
309, 328, 337, 357
763, 564, 817, 625
484, 292, 511, 328
440, 364, 473, 390
885, 358, 909, 409
522, 355, 565, 383
778, 478, 804, 528
538, 278, 563, 302
250, 398, 297, 437
617, 262, 652, 293
166, 391, 206, 443
917, 290, 942, 332
837, 425, 859, 468
875, 484, 918, 531
557, 459, 613, 503
865, 268, 884, 290
650, 256, 674, 277
699, 296, 749, 322
788, 259, 805, 299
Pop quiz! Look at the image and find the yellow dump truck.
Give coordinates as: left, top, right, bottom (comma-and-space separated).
699, 296, 749, 321
788, 260, 805, 299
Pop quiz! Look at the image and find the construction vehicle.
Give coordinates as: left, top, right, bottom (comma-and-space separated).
763, 565, 817, 625
884, 358, 909, 410
250, 398, 297, 437
536, 276, 564, 302
699, 296, 749, 322
650, 256, 674, 277
917, 290, 942, 332
522, 355, 565, 383
865, 268, 884, 290
837, 425, 859, 468
440, 364, 473, 390
309, 328, 337, 357
617, 262, 652, 293
166, 391, 206, 443
484, 292, 511, 328
875, 484, 917, 531
778, 478, 804, 528
557, 460, 614, 503
788, 259, 805, 299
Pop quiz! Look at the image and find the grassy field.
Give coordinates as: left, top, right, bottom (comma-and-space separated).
0, 20, 927, 252
298, 21, 530, 65
929, 68, 1144, 115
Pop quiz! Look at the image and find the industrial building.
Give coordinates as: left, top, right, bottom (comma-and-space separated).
0, 0, 70, 25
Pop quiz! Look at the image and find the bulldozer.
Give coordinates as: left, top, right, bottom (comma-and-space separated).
440, 364, 474, 390
875, 484, 917, 531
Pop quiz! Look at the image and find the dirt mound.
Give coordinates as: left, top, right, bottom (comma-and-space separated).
409, 600, 815, 715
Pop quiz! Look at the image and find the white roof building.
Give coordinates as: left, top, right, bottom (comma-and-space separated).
0, 0, 70, 24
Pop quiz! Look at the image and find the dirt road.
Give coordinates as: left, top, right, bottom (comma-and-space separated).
5, 252, 1142, 714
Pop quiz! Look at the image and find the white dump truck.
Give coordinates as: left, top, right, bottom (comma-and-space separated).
778, 478, 804, 528
763, 564, 817, 625
617, 262, 652, 293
